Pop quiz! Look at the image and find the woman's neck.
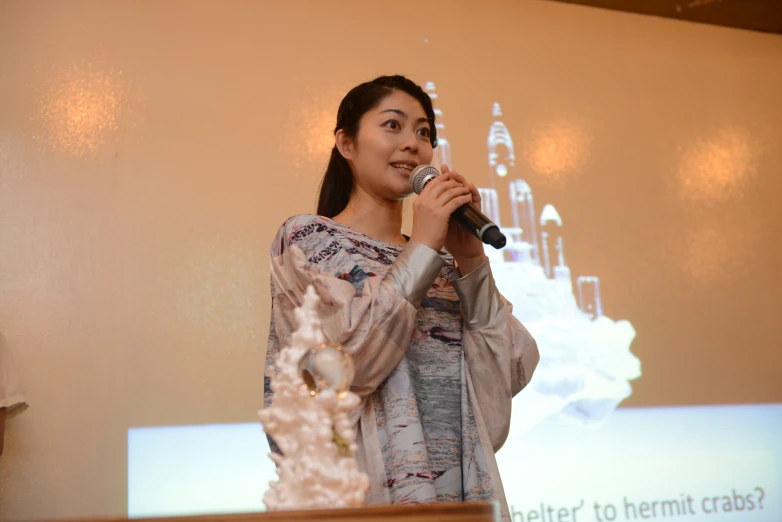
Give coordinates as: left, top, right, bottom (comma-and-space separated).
331, 188, 407, 245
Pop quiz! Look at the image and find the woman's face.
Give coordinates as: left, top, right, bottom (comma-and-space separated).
339, 90, 434, 201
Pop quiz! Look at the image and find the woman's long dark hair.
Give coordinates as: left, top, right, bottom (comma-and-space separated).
316, 76, 438, 218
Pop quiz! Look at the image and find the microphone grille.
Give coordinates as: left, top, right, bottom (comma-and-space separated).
410, 165, 440, 195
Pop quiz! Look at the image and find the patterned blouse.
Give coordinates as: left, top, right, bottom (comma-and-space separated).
264, 214, 539, 521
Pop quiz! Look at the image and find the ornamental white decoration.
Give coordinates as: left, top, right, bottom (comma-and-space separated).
258, 285, 369, 510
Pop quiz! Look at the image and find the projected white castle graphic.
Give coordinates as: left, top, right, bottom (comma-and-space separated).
426, 83, 641, 436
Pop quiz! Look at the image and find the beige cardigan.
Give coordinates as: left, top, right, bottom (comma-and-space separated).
269, 240, 539, 521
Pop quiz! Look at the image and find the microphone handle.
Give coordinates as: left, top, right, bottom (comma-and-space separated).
452, 204, 507, 249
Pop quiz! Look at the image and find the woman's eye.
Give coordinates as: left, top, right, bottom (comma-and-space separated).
384, 120, 400, 129
418, 127, 430, 137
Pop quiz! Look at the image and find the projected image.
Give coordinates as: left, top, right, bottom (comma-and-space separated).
427, 82, 641, 435
128, 82, 780, 522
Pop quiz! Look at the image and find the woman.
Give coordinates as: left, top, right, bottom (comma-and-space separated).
1, 329, 28, 457
264, 75, 538, 520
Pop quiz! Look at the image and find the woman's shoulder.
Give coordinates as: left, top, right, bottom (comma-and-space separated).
271, 214, 344, 256
277, 213, 328, 235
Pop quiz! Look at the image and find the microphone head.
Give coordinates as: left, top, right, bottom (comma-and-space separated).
409, 165, 440, 195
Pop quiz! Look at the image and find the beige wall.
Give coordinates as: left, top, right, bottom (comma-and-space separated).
1, 0, 781, 519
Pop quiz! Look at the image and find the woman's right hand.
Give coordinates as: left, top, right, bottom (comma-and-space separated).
409, 172, 473, 252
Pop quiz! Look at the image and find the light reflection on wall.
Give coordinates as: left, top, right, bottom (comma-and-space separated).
522, 119, 591, 187
280, 93, 340, 173
35, 60, 129, 158
676, 127, 758, 204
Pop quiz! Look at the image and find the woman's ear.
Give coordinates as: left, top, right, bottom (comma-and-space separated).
335, 129, 354, 161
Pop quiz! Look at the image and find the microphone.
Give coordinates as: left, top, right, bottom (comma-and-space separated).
410, 165, 506, 249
